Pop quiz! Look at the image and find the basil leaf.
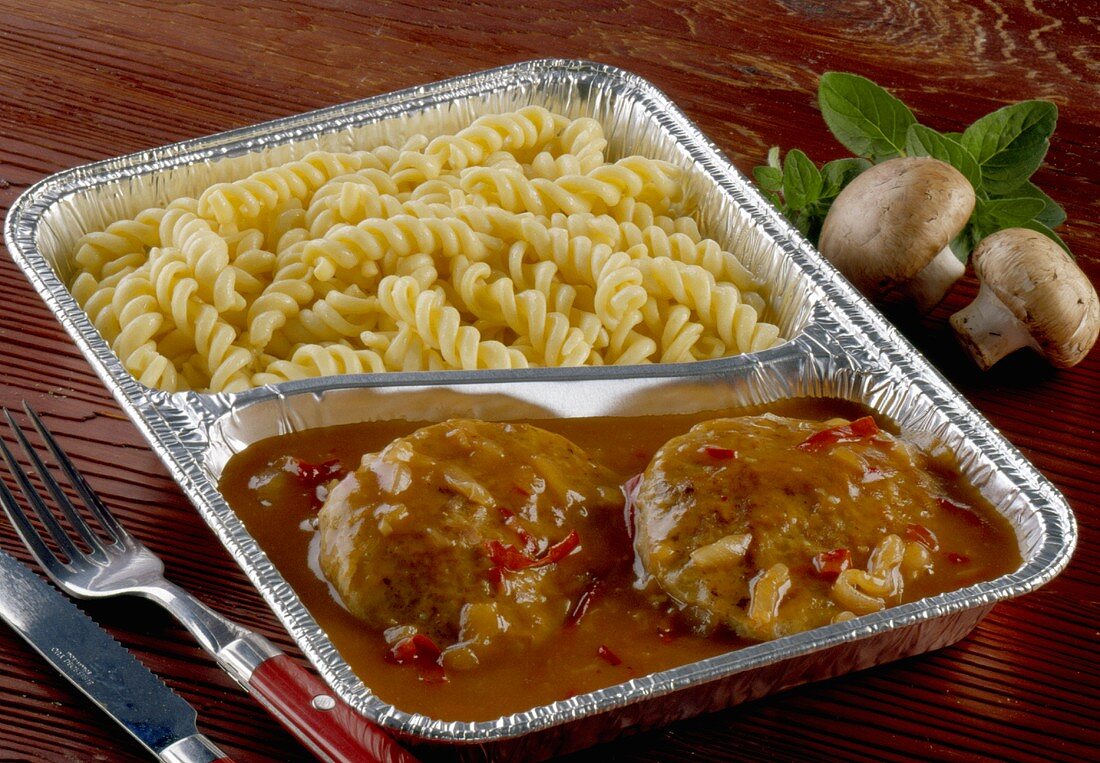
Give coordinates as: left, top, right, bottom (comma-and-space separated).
961, 100, 1057, 195
791, 209, 812, 236
905, 124, 981, 190
818, 72, 915, 161
782, 149, 823, 210
976, 196, 1047, 230
753, 165, 784, 193
1012, 180, 1066, 228
1021, 219, 1073, 257
820, 157, 871, 198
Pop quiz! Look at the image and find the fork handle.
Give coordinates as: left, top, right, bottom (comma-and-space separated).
223, 641, 417, 763
148, 584, 417, 763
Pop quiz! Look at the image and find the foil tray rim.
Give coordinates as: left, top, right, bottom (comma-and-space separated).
2, 58, 1078, 748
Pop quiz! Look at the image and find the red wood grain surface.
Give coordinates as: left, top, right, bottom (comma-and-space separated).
0, 2, 1096, 761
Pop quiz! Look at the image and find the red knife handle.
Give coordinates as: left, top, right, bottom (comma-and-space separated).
247, 653, 417, 763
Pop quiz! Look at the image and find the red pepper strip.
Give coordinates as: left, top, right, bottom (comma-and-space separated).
485, 541, 535, 574
542, 529, 581, 564
797, 416, 881, 453
486, 540, 532, 576
386, 634, 447, 683
703, 445, 736, 460
386, 634, 442, 666
905, 523, 940, 552
486, 529, 581, 572
811, 548, 852, 580
597, 645, 622, 666
565, 581, 604, 628
947, 552, 971, 564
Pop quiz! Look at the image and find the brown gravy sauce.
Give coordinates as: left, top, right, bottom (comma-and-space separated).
218, 399, 1020, 721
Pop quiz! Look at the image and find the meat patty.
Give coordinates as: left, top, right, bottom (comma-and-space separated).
318, 419, 626, 670
631, 414, 968, 640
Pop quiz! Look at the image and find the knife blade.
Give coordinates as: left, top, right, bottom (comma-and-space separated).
0, 549, 233, 762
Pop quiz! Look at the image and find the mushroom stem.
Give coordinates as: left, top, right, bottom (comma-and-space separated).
949, 281, 1041, 370
902, 245, 965, 313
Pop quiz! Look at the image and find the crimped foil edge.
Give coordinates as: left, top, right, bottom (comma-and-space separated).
3, 59, 1076, 753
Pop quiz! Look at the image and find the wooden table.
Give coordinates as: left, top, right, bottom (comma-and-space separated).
0, 2, 1095, 760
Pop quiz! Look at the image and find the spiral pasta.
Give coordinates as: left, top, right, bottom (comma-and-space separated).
68, 107, 784, 392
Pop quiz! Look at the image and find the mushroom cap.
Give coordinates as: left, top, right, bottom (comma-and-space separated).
971, 228, 1099, 367
818, 157, 975, 298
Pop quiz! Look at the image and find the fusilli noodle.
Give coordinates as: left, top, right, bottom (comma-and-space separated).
68, 107, 784, 392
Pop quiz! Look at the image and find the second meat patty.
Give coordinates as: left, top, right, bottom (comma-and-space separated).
629, 413, 982, 640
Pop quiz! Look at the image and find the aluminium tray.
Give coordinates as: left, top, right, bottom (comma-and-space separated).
3, 59, 1076, 761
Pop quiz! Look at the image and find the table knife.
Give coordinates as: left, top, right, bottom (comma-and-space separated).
0, 549, 233, 762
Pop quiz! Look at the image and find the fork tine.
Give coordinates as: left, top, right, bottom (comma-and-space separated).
4, 408, 109, 558
0, 459, 69, 575
0, 420, 87, 567
22, 404, 131, 547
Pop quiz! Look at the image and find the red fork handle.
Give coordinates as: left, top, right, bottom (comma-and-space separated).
247, 654, 417, 763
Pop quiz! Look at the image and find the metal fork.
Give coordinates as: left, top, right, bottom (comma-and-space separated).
0, 404, 415, 763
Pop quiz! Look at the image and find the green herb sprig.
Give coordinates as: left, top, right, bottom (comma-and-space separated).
754, 72, 1069, 261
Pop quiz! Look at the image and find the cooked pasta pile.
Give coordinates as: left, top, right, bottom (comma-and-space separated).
69, 106, 783, 393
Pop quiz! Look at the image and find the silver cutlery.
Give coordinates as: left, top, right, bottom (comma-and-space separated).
0, 404, 416, 763
0, 546, 234, 762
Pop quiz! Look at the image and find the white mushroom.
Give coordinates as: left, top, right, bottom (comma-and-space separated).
818, 157, 975, 312
950, 228, 1099, 369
